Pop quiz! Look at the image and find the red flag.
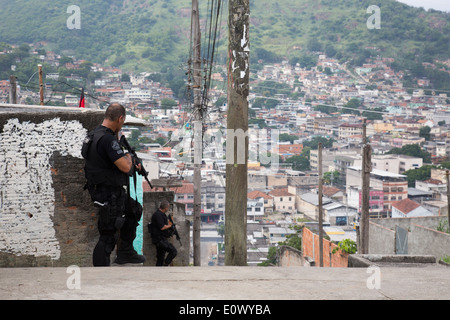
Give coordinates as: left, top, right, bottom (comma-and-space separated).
78, 88, 85, 108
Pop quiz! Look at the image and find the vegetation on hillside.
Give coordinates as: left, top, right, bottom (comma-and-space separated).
0, 0, 448, 82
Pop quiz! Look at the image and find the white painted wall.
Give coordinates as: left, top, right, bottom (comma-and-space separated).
0, 118, 86, 260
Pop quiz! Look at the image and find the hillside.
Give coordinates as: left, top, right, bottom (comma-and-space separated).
0, 0, 449, 74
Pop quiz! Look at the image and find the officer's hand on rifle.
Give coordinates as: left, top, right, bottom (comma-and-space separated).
132, 155, 142, 172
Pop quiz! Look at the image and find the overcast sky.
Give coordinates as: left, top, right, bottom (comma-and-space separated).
396, 0, 450, 12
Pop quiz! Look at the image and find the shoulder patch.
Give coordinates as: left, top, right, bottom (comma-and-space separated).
111, 140, 122, 151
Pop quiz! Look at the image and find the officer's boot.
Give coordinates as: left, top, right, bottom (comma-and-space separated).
114, 239, 146, 265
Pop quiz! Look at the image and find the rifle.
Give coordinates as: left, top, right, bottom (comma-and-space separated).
168, 213, 182, 247
120, 135, 153, 189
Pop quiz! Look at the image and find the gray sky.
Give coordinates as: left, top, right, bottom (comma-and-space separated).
396, 0, 450, 12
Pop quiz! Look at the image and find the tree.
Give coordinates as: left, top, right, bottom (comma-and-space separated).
341, 98, 362, 115
419, 126, 431, 141
279, 133, 298, 144
386, 144, 431, 163
303, 136, 335, 150
323, 170, 341, 185
284, 155, 310, 171
258, 246, 278, 266
314, 104, 337, 114
278, 225, 302, 250
121, 73, 130, 82
404, 165, 434, 187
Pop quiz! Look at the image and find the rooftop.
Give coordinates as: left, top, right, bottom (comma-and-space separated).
391, 198, 420, 214
348, 166, 407, 178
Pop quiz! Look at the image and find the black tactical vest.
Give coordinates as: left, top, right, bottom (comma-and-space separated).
82, 126, 128, 188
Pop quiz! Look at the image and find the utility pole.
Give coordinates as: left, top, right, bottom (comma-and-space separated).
318, 142, 324, 267
360, 119, 371, 254
38, 64, 44, 105
9, 75, 17, 104
225, 0, 250, 266
446, 170, 450, 232
191, 0, 202, 267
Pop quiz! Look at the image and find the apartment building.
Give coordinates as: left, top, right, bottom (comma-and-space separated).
371, 154, 422, 174
268, 188, 296, 214
338, 123, 363, 139
346, 166, 408, 216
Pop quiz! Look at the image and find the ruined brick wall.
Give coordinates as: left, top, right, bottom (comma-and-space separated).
302, 227, 349, 268
0, 108, 103, 267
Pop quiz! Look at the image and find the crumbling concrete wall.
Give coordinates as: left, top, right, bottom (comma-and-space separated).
279, 246, 306, 267
369, 216, 450, 260
142, 191, 190, 266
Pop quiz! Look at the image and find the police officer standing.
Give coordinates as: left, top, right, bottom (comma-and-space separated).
82, 103, 146, 266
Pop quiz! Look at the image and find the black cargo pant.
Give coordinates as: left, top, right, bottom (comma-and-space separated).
156, 238, 177, 266
89, 185, 142, 267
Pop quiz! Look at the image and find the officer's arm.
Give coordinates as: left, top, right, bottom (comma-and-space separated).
161, 220, 173, 231
114, 153, 133, 174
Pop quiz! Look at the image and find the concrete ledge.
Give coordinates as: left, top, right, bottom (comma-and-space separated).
348, 254, 436, 268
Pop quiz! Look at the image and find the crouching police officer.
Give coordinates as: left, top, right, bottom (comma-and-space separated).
82, 103, 145, 266
150, 200, 177, 266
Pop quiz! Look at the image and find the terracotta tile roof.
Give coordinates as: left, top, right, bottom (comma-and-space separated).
171, 182, 194, 194
423, 178, 444, 185
391, 198, 420, 214
323, 186, 341, 197
268, 188, 294, 197
247, 190, 273, 200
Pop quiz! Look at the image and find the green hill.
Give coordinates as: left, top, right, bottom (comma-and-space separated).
0, 0, 449, 75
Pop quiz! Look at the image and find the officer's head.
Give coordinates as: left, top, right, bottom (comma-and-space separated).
104, 103, 126, 133
160, 200, 170, 213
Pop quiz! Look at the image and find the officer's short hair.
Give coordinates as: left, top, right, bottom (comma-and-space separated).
160, 200, 170, 210
105, 103, 125, 121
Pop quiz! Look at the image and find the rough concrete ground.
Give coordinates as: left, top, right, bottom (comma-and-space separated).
0, 264, 449, 301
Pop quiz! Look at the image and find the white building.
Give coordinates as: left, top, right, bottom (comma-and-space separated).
391, 198, 434, 218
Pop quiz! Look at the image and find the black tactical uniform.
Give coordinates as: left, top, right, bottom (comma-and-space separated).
151, 209, 177, 266
82, 125, 145, 266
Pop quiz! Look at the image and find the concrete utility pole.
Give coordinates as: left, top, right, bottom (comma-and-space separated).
318, 142, 324, 267
192, 0, 202, 267
225, 0, 250, 266
38, 64, 44, 105
360, 119, 371, 254
9, 75, 17, 104
446, 170, 450, 231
